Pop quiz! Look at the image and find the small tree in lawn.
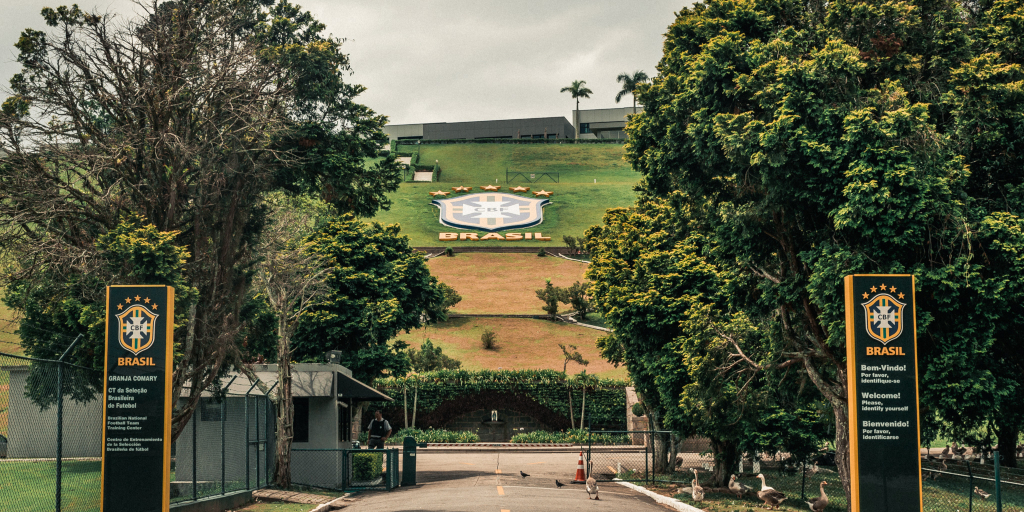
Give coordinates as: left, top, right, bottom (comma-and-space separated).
559, 343, 589, 427
410, 339, 462, 372
254, 196, 330, 489
536, 280, 566, 317
481, 329, 498, 350
561, 281, 591, 320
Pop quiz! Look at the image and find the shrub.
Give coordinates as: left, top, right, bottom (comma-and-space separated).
386, 427, 480, 444
537, 247, 547, 257
409, 339, 462, 372
562, 281, 591, 320
481, 329, 498, 350
351, 451, 382, 481
509, 428, 629, 445
444, 246, 455, 257
438, 282, 462, 313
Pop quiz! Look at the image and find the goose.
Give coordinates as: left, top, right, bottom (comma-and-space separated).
729, 474, 752, 498
974, 486, 991, 500
940, 444, 950, 458
691, 477, 705, 502
952, 442, 968, 458
806, 481, 828, 512
586, 475, 599, 500
756, 473, 787, 509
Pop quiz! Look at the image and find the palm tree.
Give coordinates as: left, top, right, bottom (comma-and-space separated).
615, 70, 650, 115
560, 80, 593, 139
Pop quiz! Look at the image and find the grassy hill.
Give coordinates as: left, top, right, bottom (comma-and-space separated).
407, 253, 622, 378
372, 143, 639, 246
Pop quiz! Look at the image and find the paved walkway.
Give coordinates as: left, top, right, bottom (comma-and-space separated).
252, 489, 335, 504
342, 451, 677, 512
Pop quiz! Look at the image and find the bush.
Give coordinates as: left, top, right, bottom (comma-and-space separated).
409, 339, 462, 372
535, 280, 566, 317
444, 246, 455, 257
562, 281, 591, 320
509, 428, 629, 445
438, 282, 462, 313
481, 329, 498, 350
386, 427, 480, 444
537, 247, 546, 257
351, 451, 382, 481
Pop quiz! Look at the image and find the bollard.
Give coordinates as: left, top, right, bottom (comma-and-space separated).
402, 436, 418, 486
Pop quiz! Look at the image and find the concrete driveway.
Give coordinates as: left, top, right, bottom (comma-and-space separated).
342, 450, 675, 512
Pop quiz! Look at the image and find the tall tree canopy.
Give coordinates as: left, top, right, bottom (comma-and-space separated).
292, 215, 447, 383
590, 0, 1024, 500
0, 0, 401, 437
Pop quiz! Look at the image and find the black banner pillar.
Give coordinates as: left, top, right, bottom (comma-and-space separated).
101, 285, 174, 512
844, 275, 923, 512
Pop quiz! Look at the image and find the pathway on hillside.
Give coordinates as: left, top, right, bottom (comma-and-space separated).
342, 451, 677, 512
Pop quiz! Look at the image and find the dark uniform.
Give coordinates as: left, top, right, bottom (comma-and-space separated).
367, 417, 391, 449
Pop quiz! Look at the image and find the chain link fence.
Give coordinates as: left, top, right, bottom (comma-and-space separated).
584, 430, 1023, 511
0, 351, 274, 511
290, 448, 400, 492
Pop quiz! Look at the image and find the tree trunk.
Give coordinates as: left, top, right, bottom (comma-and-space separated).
997, 421, 1020, 469
833, 402, 852, 511
709, 438, 740, 487
403, 384, 408, 429
411, 381, 419, 428
273, 318, 293, 488
568, 385, 575, 427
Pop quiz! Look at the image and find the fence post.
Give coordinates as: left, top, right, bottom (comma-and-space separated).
801, 461, 807, 501
967, 460, 973, 512
54, 334, 81, 512
221, 397, 226, 495
192, 409, 197, 501
994, 451, 1002, 512
55, 361, 63, 512
255, 397, 260, 489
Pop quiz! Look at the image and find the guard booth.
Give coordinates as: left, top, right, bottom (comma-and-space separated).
176, 358, 393, 489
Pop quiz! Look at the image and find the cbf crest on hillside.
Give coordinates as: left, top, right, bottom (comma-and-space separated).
861, 286, 906, 345
432, 192, 549, 231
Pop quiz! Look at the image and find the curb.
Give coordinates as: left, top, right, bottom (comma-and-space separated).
614, 480, 705, 512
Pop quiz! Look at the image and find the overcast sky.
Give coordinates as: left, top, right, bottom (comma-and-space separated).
1, 1, 688, 125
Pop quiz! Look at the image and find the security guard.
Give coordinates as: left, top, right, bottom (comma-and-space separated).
366, 410, 392, 449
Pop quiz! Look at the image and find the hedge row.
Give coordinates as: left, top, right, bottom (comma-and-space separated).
394, 138, 625, 146
371, 369, 628, 430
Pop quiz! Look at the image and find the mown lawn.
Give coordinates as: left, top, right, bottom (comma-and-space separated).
397, 317, 626, 380
371, 144, 639, 247
0, 459, 101, 512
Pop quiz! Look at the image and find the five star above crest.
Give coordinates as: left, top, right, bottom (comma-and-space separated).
862, 292, 869, 299
451, 186, 471, 193
510, 186, 530, 193
429, 190, 450, 197
870, 286, 878, 293
898, 293, 905, 299
533, 190, 553, 197
479, 185, 500, 191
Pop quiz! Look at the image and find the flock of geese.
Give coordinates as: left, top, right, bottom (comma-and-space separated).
923, 441, 1024, 463
679, 469, 829, 510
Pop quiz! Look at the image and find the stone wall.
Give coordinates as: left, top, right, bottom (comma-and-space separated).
443, 408, 551, 442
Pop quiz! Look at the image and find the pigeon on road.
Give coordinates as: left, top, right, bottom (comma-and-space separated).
520, 471, 530, 478
555, 479, 566, 488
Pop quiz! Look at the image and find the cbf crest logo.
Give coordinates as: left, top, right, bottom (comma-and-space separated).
861, 286, 906, 345
116, 305, 159, 355
433, 192, 549, 232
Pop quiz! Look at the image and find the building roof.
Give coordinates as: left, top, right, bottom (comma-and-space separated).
183, 363, 393, 402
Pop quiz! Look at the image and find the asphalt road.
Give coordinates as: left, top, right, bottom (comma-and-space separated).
342, 451, 676, 512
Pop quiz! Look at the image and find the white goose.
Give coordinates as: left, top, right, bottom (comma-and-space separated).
756, 473, 787, 509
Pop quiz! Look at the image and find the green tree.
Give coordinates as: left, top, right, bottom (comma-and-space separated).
409, 339, 462, 372
617, 0, 989, 496
437, 283, 463, 317
0, 0, 400, 437
293, 215, 446, 382
560, 80, 593, 139
561, 281, 592, 320
614, 70, 649, 115
535, 280, 566, 317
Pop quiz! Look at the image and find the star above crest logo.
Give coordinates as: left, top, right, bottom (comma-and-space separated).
510, 186, 530, 193
451, 186, 472, 193
533, 190, 553, 197
429, 190, 450, 197
480, 185, 501, 191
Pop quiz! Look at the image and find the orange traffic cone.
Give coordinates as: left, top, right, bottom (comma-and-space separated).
572, 451, 587, 483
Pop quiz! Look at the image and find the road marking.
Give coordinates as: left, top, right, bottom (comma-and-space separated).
497, 486, 505, 495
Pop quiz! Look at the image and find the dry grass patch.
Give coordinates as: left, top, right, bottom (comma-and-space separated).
399, 317, 626, 379
428, 253, 589, 315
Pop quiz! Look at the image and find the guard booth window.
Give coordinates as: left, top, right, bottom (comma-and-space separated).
338, 403, 351, 442
294, 397, 309, 443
